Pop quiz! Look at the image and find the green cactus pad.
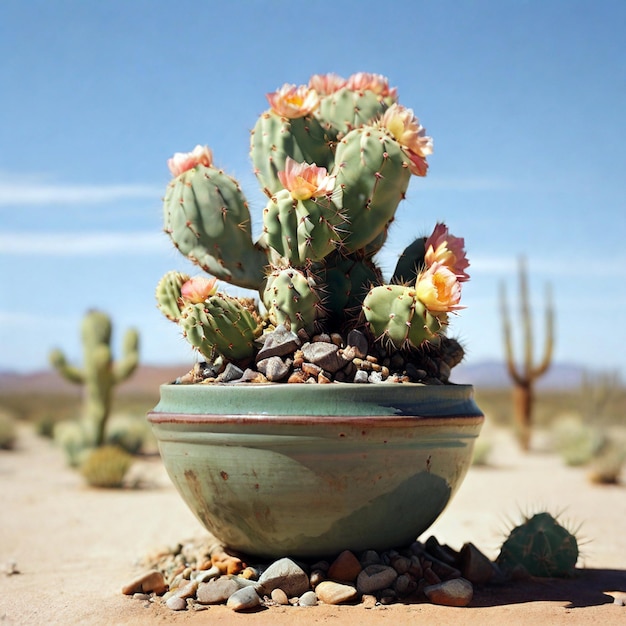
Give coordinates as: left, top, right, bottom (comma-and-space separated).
333, 127, 411, 253
392, 237, 427, 285
263, 266, 322, 336
164, 165, 267, 290
250, 112, 333, 196
179, 294, 263, 362
155, 271, 190, 322
262, 189, 343, 266
496, 512, 579, 578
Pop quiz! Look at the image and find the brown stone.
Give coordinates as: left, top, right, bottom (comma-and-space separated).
327, 550, 362, 582
424, 577, 473, 607
316, 580, 358, 605
121, 570, 167, 595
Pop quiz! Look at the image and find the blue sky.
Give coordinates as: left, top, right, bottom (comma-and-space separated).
1, 0, 625, 379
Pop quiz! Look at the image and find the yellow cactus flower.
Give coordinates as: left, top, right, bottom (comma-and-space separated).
415, 263, 464, 312
379, 104, 433, 176
266, 83, 320, 118
181, 276, 218, 304
424, 223, 470, 282
167, 145, 213, 177
277, 157, 335, 201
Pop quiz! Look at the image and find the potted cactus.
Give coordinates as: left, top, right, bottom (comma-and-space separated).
148, 73, 484, 558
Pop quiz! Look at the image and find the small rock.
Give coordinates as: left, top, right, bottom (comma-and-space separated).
226, 586, 261, 611
327, 550, 362, 582
360, 550, 381, 568
424, 577, 473, 607
299, 590, 318, 606
122, 570, 167, 595
258, 558, 310, 597
346, 329, 369, 358
257, 356, 290, 382
316, 580, 358, 605
612, 591, 626, 606
301, 342, 344, 373
361, 594, 377, 609
270, 588, 289, 605
256, 325, 301, 360
460, 542, 495, 584
217, 362, 244, 383
132, 593, 150, 601
394, 573, 418, 597
353, 369, 369, 384
165, 595, 187, 611
309, 569, 326, 588
356, 564, 398, 595
196, 577, 240, 604
379, 588, 397, 604
238, 368, 268, 383
390, 555, 411, 575
172, 580, 198, 599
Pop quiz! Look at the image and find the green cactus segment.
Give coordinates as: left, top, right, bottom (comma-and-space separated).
263, 266, 322, 335
155, 271, 190, 322
333, 127, 411, 253
314, 87, 389, 141
163, 165, 267, 290
317, 252, 383, 328
179, 295, 263, 362
49, 310, 139, 448
497, 512, 579, 578
392, 237, 427, 284
362, 284, 444, 349
262, 189, 343, 266
250, 113, 333, 196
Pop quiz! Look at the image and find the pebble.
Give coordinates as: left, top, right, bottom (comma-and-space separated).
346, 329, 369, 358
270, 588, 289, 605
121, 570, 167, 595
424, 577, 474, 607
460, 542, 495, 584
316, 580, 358, 605
258, 557, 310, 597
196, 577, 240, 604
217, 363, 244, 383
301, 342, 345, 373
356, 565, 398, 595
299, 590, 318, 606
256, 325, 301, 360
257, 356, 290, 382
165, 595, 187, 611
226, 585, 262, 611
327, 550, 362, 582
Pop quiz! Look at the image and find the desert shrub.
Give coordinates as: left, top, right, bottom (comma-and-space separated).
79, 445, 133, 488
0, 409, 17, 450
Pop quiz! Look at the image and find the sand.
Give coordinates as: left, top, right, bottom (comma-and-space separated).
1, 423, 625, 625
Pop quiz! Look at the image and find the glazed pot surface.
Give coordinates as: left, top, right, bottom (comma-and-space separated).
148, 383, 483, 558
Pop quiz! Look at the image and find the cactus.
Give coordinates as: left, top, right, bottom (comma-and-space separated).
49, 310, 139, 447
496, 512, 579, 578
80, 445, 133, 488
156, 73, 472, 377
500, 258, 554, 450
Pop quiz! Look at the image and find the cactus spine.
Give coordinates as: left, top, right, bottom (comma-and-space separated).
500, 258, 554, 450
49, 310, 139, 447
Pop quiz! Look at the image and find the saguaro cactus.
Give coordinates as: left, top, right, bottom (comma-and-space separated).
49, 310, 140, 447
500, 258, 554, 450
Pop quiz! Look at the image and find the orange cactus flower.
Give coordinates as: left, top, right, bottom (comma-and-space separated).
415, 263, 464, 313
180, 276, 218, 304
424, 223, 470, 282
308, 73, 347, 95
277, 157, 335, 201
167, 145, 213, 177
266, 83, 320, 118
346, 72, 398, 100
378, 104, 433, 176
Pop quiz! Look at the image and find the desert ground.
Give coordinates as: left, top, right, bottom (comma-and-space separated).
2, 419, 625, 626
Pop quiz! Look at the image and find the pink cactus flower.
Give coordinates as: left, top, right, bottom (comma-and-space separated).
378, 104, 433, 176
277, 157, 335, 201
415, 263, 464, 313
266, 84, 320, 118
308, 73, 348, 95
180, 276, 218, 304
346, 72, 398, 100
424, 223, 470, 282
167, 145, 213, 177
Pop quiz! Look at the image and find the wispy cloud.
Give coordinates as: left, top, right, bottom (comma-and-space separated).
0, 179, 161, 206
0, 232, 165, 255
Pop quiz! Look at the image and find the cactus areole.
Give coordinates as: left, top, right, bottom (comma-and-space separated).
156, 73, 472, 385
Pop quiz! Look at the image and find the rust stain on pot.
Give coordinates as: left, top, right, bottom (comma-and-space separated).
220, 471, 229, 481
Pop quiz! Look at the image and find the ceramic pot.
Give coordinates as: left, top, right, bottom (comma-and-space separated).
147, 382, 483, 558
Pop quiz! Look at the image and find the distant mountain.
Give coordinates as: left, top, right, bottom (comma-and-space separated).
450, 360, 588, 389
0, 360, 591, 394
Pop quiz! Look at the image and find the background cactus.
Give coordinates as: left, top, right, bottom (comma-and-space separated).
49, 310, 139, 447
500, 258, 554, 450
156, 73, 470, 377
496, 512, 579, 578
